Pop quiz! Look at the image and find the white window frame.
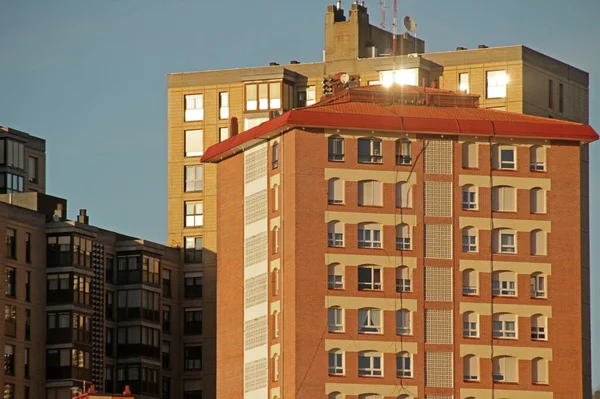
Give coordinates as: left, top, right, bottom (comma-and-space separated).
531, 315, 547, 341
328, 178, 345, 205
493, 315, 517, 339
462, 227, 478, 253
328, 307, 344, 332
328, 349, 344, 375
219, 92, 229, 120
396, 267, 411, 292
358, 138, 383, 164
184, 201, 204, 227
462, 269, 478, 295
358, 308, 382, 334
396, 224, 411, 250
328, 264, 344, 290
184, 130, 203, 157
184, 94, 204, 121
358, 266, 382, 291
492, 272, 517, 296
396, 139, 412, 165
530, 188, 546, 214
358, 351, 383, 376
462, 185, 478, 210
463, 312, 479, 338
494, 229, 517, 254
497, 145, 516, 170
396, 181, 412, 208
530, 273, 546, 298
493, 356, 518, 382
463, 355, 479, 381
328, 136, 345, 162
396, 352, 412, 377
219, 127, 229, 142
328, 222, 344, 247
459, 72, 470, 93
396, 309, 411, 335
358, 180, 383, 206
358, 223, 382, 248
492, 186, 516, 212
532, 357, 548, 385
530, 145, 546, 171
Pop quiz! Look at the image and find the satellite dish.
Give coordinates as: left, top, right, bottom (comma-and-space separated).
340, 73, 350, 84
403, 16, 416, 32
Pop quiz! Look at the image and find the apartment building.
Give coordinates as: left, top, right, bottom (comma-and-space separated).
167, 5, 590, 398
1, 126, 46, 194
0, 189, 202, 399
201, 85, 597, 399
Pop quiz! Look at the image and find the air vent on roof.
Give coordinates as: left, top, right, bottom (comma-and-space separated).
456, 47, 467, 51
269, 62, 279, 66
478, 45, 489, 49
291, 60, 300, 64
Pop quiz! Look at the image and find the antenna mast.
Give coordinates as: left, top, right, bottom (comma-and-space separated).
380, 0, 386, 30
392, 0, 397, 57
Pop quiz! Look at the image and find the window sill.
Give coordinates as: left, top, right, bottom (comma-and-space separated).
328, 159, 345, 163
358, 374, 384, 378
462, 208, 479, 212
462, 167, 480, 171
328, 245, 345, 249
358, 331, 383, 335
328, 202, 345, 206
357, 161, 383, 165
328, 373, 346, 377
533, 382, 549, 386
328, 330, 345, 334
463, 379, 480, 383
463, 335, 480, 339
358, 204, 384, 208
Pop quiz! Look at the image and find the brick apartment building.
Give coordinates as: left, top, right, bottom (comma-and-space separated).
167, 4, 590, 397
201, 85, 597, 399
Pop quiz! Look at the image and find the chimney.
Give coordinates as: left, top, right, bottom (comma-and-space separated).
230, 117, 239, 137
269, 62, 279, 66
123, 385, 132, 394
77, 209, 89, 225
478, 44, 489, 49
290, 60, 300, 64
336, 0, 341, 9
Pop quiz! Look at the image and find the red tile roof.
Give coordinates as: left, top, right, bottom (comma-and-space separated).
201, 86, 597, 163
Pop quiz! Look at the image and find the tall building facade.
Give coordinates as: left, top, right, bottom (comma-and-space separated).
1, 126, 46, 194
202, 86, 597, 399
167, 4, 591, 398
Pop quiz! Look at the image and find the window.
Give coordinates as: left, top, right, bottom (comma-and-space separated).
184, 237, 203, 263
358, 138, 383, 163
463, 311, 479, 338
530, 188, 546, 213
5, 267, 15, 297
272, 268, 279, 295
184, 272, 203, 298
396, 224, 411, 250
0, 173, 24, 193
273, 310, 279, 338
219, 92, 229, 119
329, 393, 343, 399
530, 273, 546, 298
396, 351, 412, 377
530, 145, 546, 171
245, 82, 281, 111
184, 94, 204, 121
396, 182, 412, 208
358, 308, 382, 333
328, 263, 344, 289
4, 344, 14, 375
184, 165, 203, 192
492, 271, 516, 296
25, 309, 30, 340
184, 308, 203, 335
493, 229, 516, 254
273, 354, 279, 381
396, 309, 411, 335
493, 145, 516, 170
462, 185, 477, 210
219, 127, 229, 142
244, 115, 269, 130
358, 223, 382, 248
184, 201, 203, 227
328, 178, 344, 204
530, 229, 547, 256
464, 355, 478, 381
531, 314, 547, 340
183, 380, 202, 399
532, 357, 548, 384
4, 305, 16, 337
23, 233, 31, 264
358, 351, 383, 376
106, 291, 114, 320
184, 346, 202, 370
462, 269, 478, 295
492, 186, 516, 212
486, 70, 509, 99
396, 266, 411, 292
328, 136, 344, 161
462, 227, 478, 253
328, 349, 344, 375
3, 140, 24, 169
559, 83, 564, 113
162, 305, 171, 333
272, 142, 279, 169
493, 313, 517, 339
28, 157, 38, 183
162, 269, 171, 298
5, 228, 16, 259
358, 266, 382, 290
3, 384, 14, 399
493, 356, 518, 382
328, 221, 344, 247
459, 72, 470, 93
272, 227, 279, 254
548, 80, 554, 109
185, 130, 203, 157
24, 348, 29, 378
462, 142, 477, 168
358, 180, 383, 206
328, 306, 344, 332
396, 139, 412, 165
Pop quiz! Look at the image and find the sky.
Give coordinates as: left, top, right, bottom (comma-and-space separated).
1, 0, 599, 387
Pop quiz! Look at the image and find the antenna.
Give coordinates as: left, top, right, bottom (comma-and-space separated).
380, 0, 386, 30
392, 0, 397, 58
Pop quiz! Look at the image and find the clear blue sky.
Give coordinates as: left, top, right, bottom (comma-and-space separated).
1, 0, 599, 387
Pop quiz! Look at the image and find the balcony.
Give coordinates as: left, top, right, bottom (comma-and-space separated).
46, 366, 92, 382
117, 344, 160, 359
